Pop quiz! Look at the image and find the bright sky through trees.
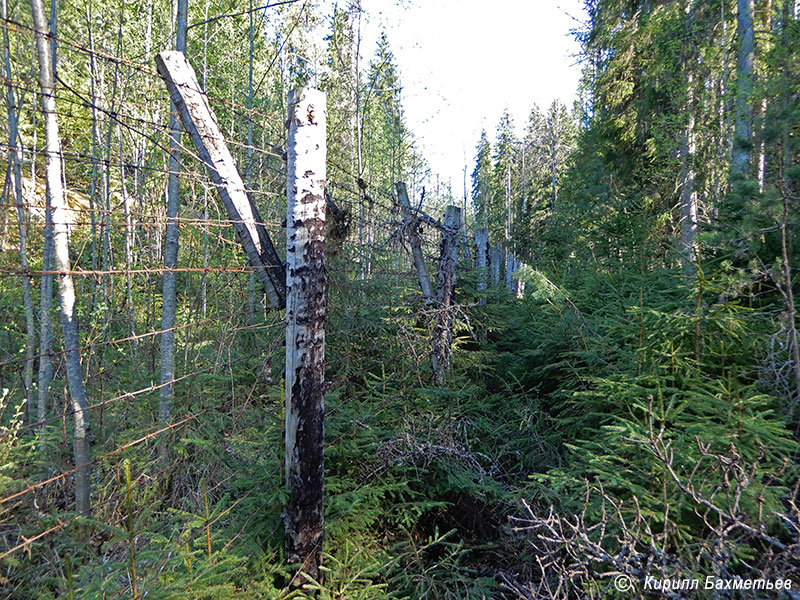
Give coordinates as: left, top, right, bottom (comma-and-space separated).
359, 0, 586, 196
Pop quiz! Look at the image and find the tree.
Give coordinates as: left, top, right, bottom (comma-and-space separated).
30, 0, 91, 516
159, 0, 187, 460
471, 129, 492, 228
732, 0, 755, 177
540, 100, 577, 212
492, 110, 517, 247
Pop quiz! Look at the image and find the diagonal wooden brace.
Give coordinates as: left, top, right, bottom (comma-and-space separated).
155, 50, 286, 309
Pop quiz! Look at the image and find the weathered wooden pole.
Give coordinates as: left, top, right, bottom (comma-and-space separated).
396, 181, 434, 303
490, 241, 502, 286
475, 227, 489, 304
154, 51, 286, 308
284, 87, 327, 588
506, 250, 515, 292
432, 206, 460, 385
515, 261, 527, 299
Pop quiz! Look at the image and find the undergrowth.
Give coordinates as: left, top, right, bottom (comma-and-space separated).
2, 263, 798, 598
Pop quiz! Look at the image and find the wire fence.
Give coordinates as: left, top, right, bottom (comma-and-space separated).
0, 8, 523, 597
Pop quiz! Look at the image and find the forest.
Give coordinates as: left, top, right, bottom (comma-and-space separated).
0, 0, 799, 598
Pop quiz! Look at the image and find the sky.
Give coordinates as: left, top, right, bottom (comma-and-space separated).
357, 0, 588, 198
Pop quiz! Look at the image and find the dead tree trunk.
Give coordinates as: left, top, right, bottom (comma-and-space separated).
475, 227, 489, 304
284, 87, 327, 588
154, 51, 286, 308
506, 251, 515, 292
30, 0, 91, 515
432, 206, 460, 385
396, 181, 433, 303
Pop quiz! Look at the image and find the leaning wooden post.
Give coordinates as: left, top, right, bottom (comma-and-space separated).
396, 181, 434, 303
475, 227, 489, 304
284, 87, 327, 588
154, 51, 286, 308
432, 206, 460, 385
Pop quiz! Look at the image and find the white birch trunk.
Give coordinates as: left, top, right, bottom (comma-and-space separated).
30, 0, 91, 515
680, 74, 698, 276
284, 87, 327, 588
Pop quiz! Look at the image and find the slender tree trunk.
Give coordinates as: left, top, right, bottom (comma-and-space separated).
550, 147, 557, 211
461, 161, 471, 262
33, 4, 52, 431
779, 200, 799, 411
118, 124, 138, 357
98, 5, 126, 368
679, 0, 698, 276
757, 97, 767, 193
3, 0, 35, 423
732, 0, 754, 176
160, 0, 187, 457
354, 3, 366, 282
200, 0, 210, 319
30, 0, 91, 515
779, 113, 800, 411
247, 0, 256, 322
756, 0, 772, 193
680, 74, 698, 275
85, 2, 100, 316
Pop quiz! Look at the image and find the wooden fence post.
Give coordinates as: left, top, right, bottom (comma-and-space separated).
490, 242, 502, 286
284, 87, 327, 588
475, 228, 489, 304
396, 181, 433, 303
154, 51, 286, 308
506, 250, 515, 292
432, 205, 460, 385
515, 261, 527, 298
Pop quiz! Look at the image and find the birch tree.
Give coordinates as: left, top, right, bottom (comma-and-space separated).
30, 0, 91, 515
679, 0, 698, 276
